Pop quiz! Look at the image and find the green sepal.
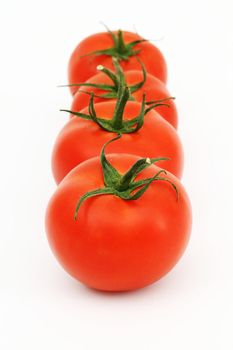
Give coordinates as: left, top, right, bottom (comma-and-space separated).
82, 29, 147, 61
74, 187, 115, 220
145, 97, 175, 114
74, 135, 178, 219
100, 134, 122, 188
60, 55, 147, 101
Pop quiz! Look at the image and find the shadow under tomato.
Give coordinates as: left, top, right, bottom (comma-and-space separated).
64, 271, 179, 300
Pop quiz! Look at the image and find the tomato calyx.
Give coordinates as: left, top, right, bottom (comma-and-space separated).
64, 57, 147, 99
83, 29, 147, 61
61, 85, 173, 134
74, 134, 178, 220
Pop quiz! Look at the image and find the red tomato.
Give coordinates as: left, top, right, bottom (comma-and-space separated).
52, 101, 183, 184
71, 69, 178, 128
68, 30, 167, 95
46, 152, 192, 292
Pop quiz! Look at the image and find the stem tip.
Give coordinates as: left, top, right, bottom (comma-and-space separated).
97, 65, 104, 71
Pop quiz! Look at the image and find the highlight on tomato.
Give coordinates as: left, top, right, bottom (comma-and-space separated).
68, 28, 167, 95
52, 86, 184, 184
67, 58, 178, 128
46, 135, 192, 292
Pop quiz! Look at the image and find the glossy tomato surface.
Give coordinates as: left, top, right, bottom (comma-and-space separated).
68, 31, 167, 94
46, 154, 192, 292
71, 70, 178, 128
52, 101, 184, 184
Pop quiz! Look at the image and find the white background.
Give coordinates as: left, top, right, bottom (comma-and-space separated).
0, 0, 233, 349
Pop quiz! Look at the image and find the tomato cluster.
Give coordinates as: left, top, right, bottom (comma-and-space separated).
45, 28, 192, 292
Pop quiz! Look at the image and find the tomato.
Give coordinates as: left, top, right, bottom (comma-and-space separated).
52, 99, 183, 184
68, 30, 167, 95
71, 69, 178, 128
46, 139, 192, 292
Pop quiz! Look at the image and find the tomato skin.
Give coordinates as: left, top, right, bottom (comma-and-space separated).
68, 31, 167, 95
46, 155, 192, 292
52, 101, 184, 184
71, 70, 178, 128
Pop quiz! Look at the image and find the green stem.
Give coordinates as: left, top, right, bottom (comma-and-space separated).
100, 134, 122, 187
97, 65, 119, 88
74, 135, 178, 219
117, 30, 127, 53
111, 86, 130, 129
